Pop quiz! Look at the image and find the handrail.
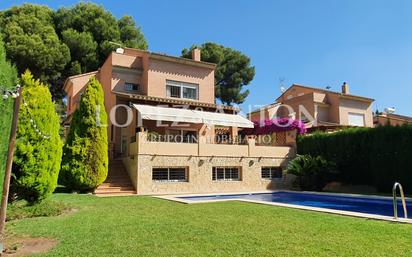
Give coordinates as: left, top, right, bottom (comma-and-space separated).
393, 182, 408, 219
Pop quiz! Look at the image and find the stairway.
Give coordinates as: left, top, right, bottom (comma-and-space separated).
95, 160, 136, 197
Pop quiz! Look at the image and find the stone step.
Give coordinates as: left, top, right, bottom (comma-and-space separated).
95, 160, 135, 197
96, 185, 135, 191
104, 178, 130, 182
95, 189, 136, 194
95, 192, 136, 197
100, 182, 133, 187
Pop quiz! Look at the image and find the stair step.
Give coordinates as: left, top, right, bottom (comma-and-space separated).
106, 175, 129, 178
96, 193, 136, 197
95, 160, 136, 197
96, 186, 134, 191
95, 189, 136, 194
100, 182, 132, 187
103, 180, 132, 183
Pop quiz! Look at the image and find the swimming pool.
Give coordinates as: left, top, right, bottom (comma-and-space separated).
172, 191, 412, 221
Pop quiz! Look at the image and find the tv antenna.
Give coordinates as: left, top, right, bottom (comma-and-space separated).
279, 77, 286, 93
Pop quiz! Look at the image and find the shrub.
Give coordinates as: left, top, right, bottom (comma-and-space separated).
297, 125, 412, 193
11, 71, 63, 203
287, 154, 337, 191
60, 77, 108, 192
0, 35, 18, 189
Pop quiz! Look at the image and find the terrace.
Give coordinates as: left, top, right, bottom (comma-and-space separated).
129, 131, 296, 158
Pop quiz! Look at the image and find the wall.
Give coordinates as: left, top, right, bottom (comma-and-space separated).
136, 132, 294, 159
135, 155, 289, 195
65, 73, 97, 115
121, 129, 295, 195
112, 68, 143, 95
147, 59, 215, 103
278, 86, 317, 102
374, 115, 412, 127
326, 94, 341, 124
339, 98, 373, 127
281, 93, 316, 121
112, 52, 143, 69
316, 105, 330, 122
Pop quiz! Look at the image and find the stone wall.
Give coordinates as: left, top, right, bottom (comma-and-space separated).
132, 155, 291, 195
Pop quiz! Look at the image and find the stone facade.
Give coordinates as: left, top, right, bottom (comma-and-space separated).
122, 131, 296, 195
124, 154, 291, 195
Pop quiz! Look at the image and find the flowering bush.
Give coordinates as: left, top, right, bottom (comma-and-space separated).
244, 118, 306, 135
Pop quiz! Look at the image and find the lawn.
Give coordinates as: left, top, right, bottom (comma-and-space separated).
7, 194, 412, 257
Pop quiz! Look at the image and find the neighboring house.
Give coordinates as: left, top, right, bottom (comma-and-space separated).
249, 83, 375, 131
63, 47, 296, 196
374, 112, 412, 126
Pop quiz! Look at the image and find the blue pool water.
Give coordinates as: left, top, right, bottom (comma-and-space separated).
178, 191, 412, 218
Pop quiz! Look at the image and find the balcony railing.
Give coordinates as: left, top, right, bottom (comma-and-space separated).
129, 132, 295, 159
145, 133, 248, 145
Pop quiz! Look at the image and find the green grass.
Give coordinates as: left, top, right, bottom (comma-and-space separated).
7, 194, 412, 257
7, 199, 70, 221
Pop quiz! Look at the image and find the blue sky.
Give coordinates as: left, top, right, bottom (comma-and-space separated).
1, 0, 412, 115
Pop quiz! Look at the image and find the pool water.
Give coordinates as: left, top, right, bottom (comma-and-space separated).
178, 191, 412, 218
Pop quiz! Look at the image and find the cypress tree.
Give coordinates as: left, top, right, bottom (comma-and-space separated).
60, 77, 108, 192
12, 71, 63, 203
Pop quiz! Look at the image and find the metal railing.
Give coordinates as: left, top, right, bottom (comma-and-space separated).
393, 182, 408, 219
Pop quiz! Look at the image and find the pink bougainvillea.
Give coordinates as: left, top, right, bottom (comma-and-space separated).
244, 118, 306, 135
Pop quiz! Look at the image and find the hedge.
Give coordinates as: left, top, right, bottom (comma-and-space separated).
60, 77, 108, 192
0, 35, 18, 190
297, 125, 412, 193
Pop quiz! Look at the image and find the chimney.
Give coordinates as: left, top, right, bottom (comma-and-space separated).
342, 82, 350, 94
192, 48, 201, 61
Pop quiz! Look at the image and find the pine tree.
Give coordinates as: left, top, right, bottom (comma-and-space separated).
12, 71, 62, 203
60, 77, 108, 192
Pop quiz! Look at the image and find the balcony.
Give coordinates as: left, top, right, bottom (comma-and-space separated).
129, 132, 295, 159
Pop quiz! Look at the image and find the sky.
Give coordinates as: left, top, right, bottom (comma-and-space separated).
1, 0, 412, 116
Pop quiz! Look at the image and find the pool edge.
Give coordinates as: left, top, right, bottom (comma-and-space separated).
154, 190, 412, 224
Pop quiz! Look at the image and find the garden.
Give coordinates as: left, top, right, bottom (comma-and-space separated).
5, 194, 412, 257
1, 2, 412, 257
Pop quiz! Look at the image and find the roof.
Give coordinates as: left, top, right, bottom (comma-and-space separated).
122, 47, 217, 69
62, 71, 98, 91
276, 84, 375, 103
150, 52, 216, 69
114, 91, 239, 112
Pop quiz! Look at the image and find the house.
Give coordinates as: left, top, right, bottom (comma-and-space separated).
374, 112, 412, 127
249, 83, 375, 132
63, 47, 296, 196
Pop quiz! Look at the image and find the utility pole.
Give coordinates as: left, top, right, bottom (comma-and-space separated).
0, 86, 22, 252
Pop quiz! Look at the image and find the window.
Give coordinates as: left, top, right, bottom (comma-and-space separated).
183, 87, 197, 99
166, 80, 198, 100
152, 167, 188, 182
348, 113, 365, 126
261, 167, 283, 179
124, 82, 139, 92
167, 85, 181, 98
212, 167, 241, 181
